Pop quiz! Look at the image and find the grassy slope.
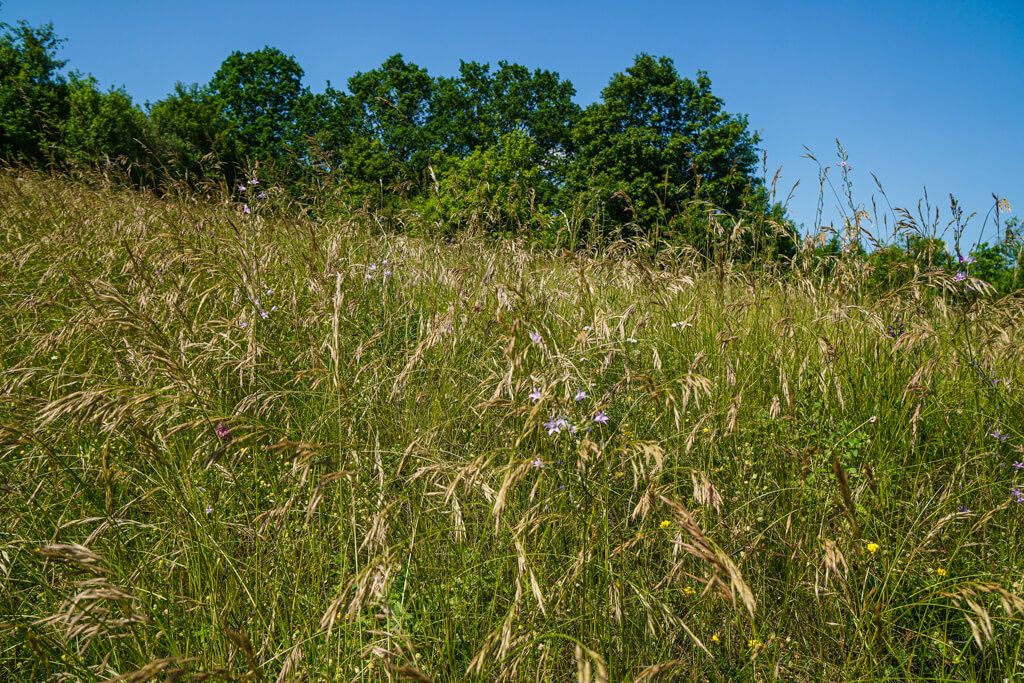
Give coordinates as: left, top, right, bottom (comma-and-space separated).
1, 170, 1023, 681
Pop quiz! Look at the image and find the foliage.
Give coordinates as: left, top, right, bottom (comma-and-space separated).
430, 60, 580, 202
860, 236, 947, 293
1000, 216, 1024, 291
966, 241, 1015, 294
418, 131, 555, 241
147, 82, 239, 183
291, 84, 361, 176
208, 46, 306, 168
346, 54, 434, 192
0, 12, 1019, 283
0, 17, 68, 162
906, 235, 949, 268
569, 54, 762, 239
865, 244, 916, 291
58, 75, 149, 173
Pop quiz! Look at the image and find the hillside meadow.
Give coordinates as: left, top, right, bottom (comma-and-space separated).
1, 169, 1023, 681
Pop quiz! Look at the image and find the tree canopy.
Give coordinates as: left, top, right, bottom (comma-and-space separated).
570, 55, 762, 237
0, 18, 68, 162
208, 47, 306, 165
0, 13, 803, 256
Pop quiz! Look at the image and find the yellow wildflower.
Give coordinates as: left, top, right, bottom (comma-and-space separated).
748, 638, 761, 649
659, 520, 671, 530
712, 634, 720, 643
866, 542, 879, 555
683, 585, 696, 595
936, 568, 947, 577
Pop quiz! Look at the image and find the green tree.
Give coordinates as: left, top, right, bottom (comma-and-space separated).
430, 61, 494, 157
865, 244, 914, 291
208, 47, 306, 166
1001, 216, 1024, 291
906, 235, 948, 268
0, 17, 68, 162
966, 242, 1014, 293
147, 82, 238, 183
291, 84, 362, 176
59, 75, 148, 173
430, 60, 579, 202
421, 131, 552, 240
569, 54, 762, 242
346, 54, 434, 192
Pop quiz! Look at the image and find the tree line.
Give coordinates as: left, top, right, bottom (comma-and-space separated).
4, 15, 1021, 288
1, 15, 799, 254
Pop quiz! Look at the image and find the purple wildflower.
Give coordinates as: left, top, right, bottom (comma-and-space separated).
959, 254, 975, 265
238, 184, 246, 192
574, 389, 589, 401
953, 272, 967, 282
243, 205, 251, 215
530, 331, 543, 345
957, 505, 971, 513
215, 423, 230, 440
528, 387, 542, 403
205, 505, 213, 515
532, 457, 543, 469
593, 410, 609, 424
1013, 461, 1024, 469
258, 192, 267, 199
260, 310, 269, 319
990, 429, 1011, 442
1012, 488, 1024, 503
238, 321, 248, 329
543, 415, 570, 436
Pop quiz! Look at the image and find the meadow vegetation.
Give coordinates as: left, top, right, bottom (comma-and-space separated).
2, 167, 1023, 681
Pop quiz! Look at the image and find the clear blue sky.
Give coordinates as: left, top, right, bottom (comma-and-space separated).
4, 0, 1022, 247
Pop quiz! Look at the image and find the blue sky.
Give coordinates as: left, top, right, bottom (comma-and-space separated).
4, 0, 1022, 247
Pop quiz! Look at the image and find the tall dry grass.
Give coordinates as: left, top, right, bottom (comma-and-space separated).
1, 167, 1023, 680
